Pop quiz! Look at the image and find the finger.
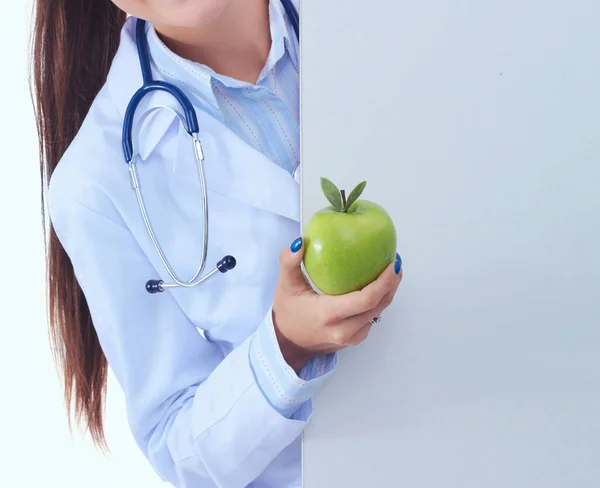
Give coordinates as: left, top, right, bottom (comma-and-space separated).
330, 320, 373, 348
337, 266, 403, 335
338, 288, 396, 331
279, 237, 309, 292
322, 259, 401, 320
345, 322, 372, 347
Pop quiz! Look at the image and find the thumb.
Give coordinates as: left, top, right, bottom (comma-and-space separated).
279, 237, 308, 291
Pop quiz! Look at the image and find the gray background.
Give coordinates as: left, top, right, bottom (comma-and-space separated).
300, 0, 600, 486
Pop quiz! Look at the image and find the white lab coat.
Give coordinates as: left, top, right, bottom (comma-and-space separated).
48, 13, 308, 488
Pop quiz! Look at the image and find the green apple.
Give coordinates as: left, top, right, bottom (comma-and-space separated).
303, 177, 397, 295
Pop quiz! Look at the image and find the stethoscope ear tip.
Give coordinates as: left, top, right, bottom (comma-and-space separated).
146, 279, 164, 294
217, 255, 237, 273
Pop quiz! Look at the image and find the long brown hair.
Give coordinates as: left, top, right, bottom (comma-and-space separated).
30, 0, 127, 448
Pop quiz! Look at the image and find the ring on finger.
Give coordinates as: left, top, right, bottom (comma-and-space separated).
369, 315, 382, 325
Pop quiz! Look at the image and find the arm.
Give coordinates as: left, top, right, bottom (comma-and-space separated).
48, 188, 327, 488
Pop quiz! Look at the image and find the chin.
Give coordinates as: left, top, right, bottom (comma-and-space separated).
113, 0, 232, 27
159, 0, 232, 27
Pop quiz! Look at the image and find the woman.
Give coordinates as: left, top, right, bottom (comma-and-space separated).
31, 0, 403, 486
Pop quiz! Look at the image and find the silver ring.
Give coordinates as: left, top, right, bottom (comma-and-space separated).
369, 316, 382, 325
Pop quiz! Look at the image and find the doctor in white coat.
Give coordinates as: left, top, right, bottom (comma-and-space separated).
31, 0, 403, 486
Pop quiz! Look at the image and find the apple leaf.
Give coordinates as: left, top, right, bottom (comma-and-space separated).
345, 181, 367, 210
320, 177, 343, 211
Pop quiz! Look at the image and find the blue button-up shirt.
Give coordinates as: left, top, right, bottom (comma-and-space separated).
147, 0, 336, 417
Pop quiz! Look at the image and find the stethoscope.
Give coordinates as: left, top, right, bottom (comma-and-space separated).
122, 1, 300, 294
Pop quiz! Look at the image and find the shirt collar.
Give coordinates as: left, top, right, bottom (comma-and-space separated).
269, 0, 299, 72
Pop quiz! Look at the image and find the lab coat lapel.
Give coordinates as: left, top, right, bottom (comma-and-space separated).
106, 17, 300, 223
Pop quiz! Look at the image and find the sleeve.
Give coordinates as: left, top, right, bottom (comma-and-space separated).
250, 313, 337, 417
48, 187, 323, 488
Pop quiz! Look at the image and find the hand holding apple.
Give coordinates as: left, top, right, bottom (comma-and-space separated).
272, 239, 403, 373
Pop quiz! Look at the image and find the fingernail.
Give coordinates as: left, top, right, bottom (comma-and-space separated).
394, 258, 402, 275
396, 252, 402, 266
290, 237, 303, 253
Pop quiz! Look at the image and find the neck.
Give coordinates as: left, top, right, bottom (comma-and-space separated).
154, 0, 271, 84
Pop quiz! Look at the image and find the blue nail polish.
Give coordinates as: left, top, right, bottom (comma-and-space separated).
290, 237, 303, 253
396, 252, 402, 268
394, 259, 401, 275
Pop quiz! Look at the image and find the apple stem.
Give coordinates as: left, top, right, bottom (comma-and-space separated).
340, 190, 347, 212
